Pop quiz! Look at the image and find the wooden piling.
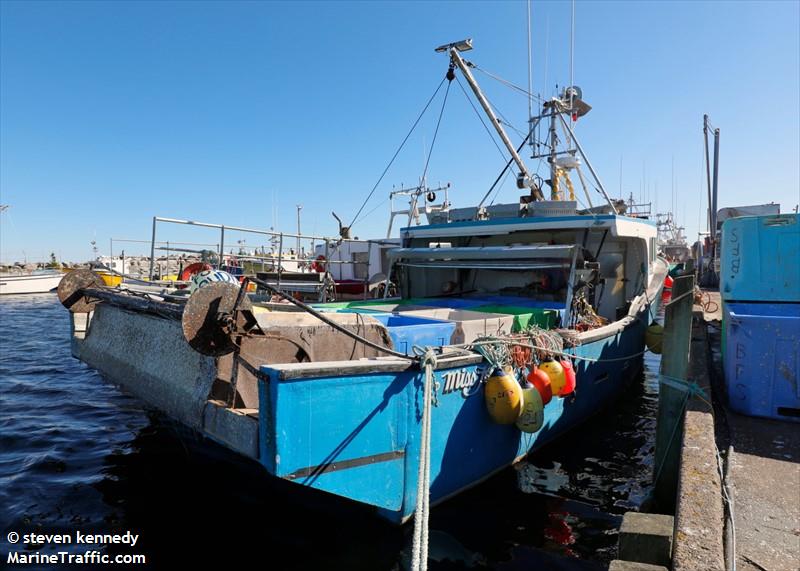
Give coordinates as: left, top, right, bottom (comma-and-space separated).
654, 273, 694, 510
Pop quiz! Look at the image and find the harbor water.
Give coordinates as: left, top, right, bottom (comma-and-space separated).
0, 294, 661, 570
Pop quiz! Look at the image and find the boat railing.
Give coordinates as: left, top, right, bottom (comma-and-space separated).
144, 215, 397, 301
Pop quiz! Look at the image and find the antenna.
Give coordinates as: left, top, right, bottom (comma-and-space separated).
527, 0, 533, 121
671, 155, 675, 217
569, 0, 575, 110
543, 15, 549, 99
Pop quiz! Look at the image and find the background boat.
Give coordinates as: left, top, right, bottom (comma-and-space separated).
0, 270, 63, 295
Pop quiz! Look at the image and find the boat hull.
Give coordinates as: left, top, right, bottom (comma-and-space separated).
257, 311, 652, 524
334, 279, 370, 295
0, 273, 63, 295
64, 261, 665, 524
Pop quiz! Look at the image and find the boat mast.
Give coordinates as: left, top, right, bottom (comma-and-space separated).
548, 106, 559, 199
443, 40, 543, 200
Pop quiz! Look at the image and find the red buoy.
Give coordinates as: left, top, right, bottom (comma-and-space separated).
180, 262, 212, 281
527, 367, 553, 405
559, 359, 576, 396
310, 255, 326, 273
662, 275, 674, 303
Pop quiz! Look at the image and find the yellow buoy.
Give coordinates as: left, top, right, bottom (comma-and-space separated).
645, 323, 664, 354
484, 369, 523, 425
516, 386, 544, 433
540, 360, 566, 395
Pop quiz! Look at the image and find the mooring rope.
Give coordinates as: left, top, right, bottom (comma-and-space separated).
652, 374, 711, 488
410, 347, 438, 571
664, 288, 695, 308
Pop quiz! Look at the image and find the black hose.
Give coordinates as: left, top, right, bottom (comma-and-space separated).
242, 277, 417, 362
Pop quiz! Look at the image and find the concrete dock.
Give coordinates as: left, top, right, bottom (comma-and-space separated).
703, 292, 800, 571
672, 291, 799, 571
618, 289, 799, 570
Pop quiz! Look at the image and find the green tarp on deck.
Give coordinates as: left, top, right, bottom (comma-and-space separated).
473, 305, 559, 331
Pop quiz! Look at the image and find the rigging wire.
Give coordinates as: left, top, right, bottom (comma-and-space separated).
455, 74, 526, 162
352, 197, 390, 228
477, 133, 531, 210
497, 116, 527, 139
469, 63, 544, 104
454, 76, 508, 162
487, 168, 515, 207
348, 76, 448, 229
463, 58, 547, 159
419, 77, 452, 187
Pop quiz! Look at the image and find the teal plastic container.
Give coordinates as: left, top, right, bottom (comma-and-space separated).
720, 214, 800, 302
367, 313, 456, 355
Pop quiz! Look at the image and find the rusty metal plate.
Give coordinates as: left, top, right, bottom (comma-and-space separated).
181, 282, 251, 356
57, 270, 106, 313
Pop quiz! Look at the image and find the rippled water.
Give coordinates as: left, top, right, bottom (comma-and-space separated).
0, 295, 659, 569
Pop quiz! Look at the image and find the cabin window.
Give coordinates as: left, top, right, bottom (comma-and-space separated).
650, 237, 656, 262
352, 252, 369, 279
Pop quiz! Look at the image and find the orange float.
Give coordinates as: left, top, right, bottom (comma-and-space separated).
526, 367, 553, 405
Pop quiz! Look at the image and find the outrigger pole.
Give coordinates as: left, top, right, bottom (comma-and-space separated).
440, 40, 544, 201
441, 39, 617, 213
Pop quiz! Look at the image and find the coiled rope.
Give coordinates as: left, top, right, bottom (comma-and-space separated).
693, 286, 720, 314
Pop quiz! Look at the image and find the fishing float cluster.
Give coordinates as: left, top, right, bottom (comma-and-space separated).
474, 330, 577, 434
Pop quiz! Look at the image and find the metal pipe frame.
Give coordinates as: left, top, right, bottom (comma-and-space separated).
556, 112, 617, 212
449, 47, 540, 198
153, 216, 374, 244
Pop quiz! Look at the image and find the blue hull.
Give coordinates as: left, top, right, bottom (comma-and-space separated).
258, 314, 653, 524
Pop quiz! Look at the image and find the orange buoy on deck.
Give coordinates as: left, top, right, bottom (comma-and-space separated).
540, 359, 566, 395
484, 368, 523, 425
526, 367, 553, 405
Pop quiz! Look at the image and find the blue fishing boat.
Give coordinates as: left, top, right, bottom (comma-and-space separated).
60, 40, 666, 526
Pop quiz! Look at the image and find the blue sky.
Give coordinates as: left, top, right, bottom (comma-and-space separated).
1, 0, 798, 263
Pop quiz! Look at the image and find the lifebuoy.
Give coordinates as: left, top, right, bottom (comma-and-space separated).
310, 255, 326, 273
180, 262, 213, 281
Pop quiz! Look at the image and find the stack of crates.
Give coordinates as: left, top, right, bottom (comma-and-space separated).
720, 213, 800, 422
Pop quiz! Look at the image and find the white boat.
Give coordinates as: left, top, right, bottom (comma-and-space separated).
656, 212, 692, 263
0, 271, 63, 295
